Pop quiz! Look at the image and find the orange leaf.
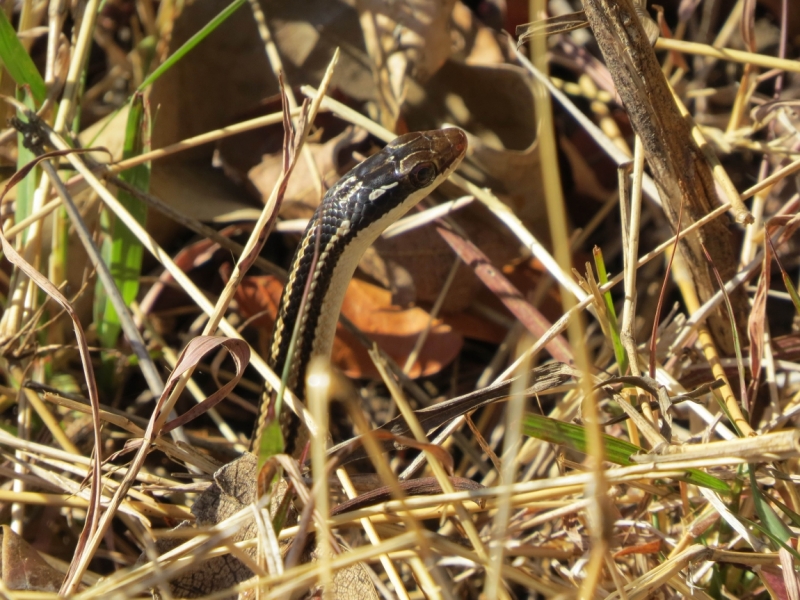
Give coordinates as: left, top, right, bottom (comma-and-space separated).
234, 271, 283, 329
234, 275, 463, 379
337, 278, 462, 378
613, 540, 661, 558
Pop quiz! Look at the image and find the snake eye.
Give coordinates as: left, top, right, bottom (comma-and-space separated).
409, 162, 437, 187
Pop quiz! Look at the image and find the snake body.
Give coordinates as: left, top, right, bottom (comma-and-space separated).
250, 128, 468, 453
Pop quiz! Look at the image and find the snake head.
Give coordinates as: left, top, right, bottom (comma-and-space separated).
339, 128, 468, 223
389, 127, 468, 189
366, 127, 467, 194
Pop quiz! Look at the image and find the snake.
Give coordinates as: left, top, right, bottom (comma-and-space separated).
250, 128, 468, 455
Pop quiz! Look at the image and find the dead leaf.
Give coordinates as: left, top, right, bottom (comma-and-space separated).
757, 565, 793, 600
366, 202, 521, 312
352, 0, 458, 129
148, 163, 262, 226
78, 103, 130, 163
149, 3, 273, 150
162, 453, 380, 600
158, 454, 260, 598
338, 278, 463, 378
138, 225, 249, 331
161, 336, 251, 433
435, 225, 573, 363
1, 525, 67, 592
440, 310, 506, 345
451, 1, 508, 65
559, 133, 613, 202
612, 539, 661, 558
243, 125, 368, 216
235, 273, 463, 379
148, 0, 374, 153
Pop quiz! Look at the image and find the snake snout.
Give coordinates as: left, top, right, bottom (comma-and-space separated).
443, 127, 468, 157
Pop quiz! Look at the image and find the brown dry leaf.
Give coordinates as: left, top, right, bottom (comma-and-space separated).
161, 336, 251, 433
559, 133, 613, 202
163, 454, 380, 600
235, 275, 462, 379
345, 26, 547, 312
243, 126, 368, 216
365, 203, 521, 313
157, 454, 259, 598
440, 310, 506, 345
436, 225, 573, 363
450, 1, 508, 65
79, 102, 130, 162
148, 1, 373, 152
138, 225, 250, 325
458, 96, 544, 230
148, 163, 262, 227
149, 3, 274, 150
338, 278, 463, 378
757, 565, 793, 600
89, 334, 252, 596
387, 60, 547, 300
1, 525, 67, 592
233, 270, 284, 332
351, 0, 457, 129
79, 98, 261, 254
149, 0, 544, 323
612, 540, 662, 558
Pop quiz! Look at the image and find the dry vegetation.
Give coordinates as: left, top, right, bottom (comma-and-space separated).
0, 0, 800, 598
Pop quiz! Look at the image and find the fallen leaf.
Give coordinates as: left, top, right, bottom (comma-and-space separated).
244, 125, 368, 216
436, 226, 573, 363
612, 539, 661, 558
366, 202, 520, 312
352, 0, 458, 129
234, 275, 463, 379
233, 269, 284, 331
757, 565, 792, 600
1, 525, 66, 592
451, 1, 508, 65
340, 278, 464, 378
440, 310, 506, 344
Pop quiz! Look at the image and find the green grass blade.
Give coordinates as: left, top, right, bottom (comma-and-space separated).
257, 419, 285, 469
780, 271, 800, 315
137, 0, 247, 92
771, 494, 800, 529
524, 411, 641, 465
0, 11, 46, 104
593, 247, 628, 373
748, 467, 792, 543
742, 516, 800, 562
14, 93, 39, 244
702, 244, 747, 408
523, 412, 729, 493
94, 94, 150, 349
